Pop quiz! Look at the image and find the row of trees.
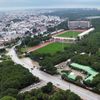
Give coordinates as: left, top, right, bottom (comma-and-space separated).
17, 34, 51, 54
21, 34, 51, 47
2, 82, 81, 100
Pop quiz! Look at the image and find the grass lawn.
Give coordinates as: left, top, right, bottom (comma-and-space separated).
34, 42, 71, 55
20, 47, 28, 53
56, 31, 80, 38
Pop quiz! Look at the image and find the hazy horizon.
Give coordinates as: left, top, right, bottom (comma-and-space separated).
0, 0, 100, 11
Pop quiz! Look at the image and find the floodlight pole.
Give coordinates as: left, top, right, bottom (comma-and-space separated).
61, 40, 63, 51
62, 39, 63, 51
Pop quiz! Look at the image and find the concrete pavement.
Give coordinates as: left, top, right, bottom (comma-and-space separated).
19, 81, 46, 93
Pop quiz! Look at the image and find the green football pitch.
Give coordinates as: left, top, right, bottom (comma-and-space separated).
56, 31, 80, 38
33, 42, 71, 55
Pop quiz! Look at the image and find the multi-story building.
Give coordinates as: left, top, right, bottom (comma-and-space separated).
68, 21, 91, 29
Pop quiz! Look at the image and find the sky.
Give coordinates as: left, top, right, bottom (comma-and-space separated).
0, 0, 100, 10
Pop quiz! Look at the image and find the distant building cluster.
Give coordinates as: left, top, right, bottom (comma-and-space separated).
0, 10, 94, 46
68, 21, 91, 29
0, 11, 63, 45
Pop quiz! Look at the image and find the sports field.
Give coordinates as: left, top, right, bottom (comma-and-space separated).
34, 42, 71, 55
56, 31, 80, 38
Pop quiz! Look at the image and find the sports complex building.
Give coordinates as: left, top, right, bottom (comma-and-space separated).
52, 28, 94, 43
68, 21, 91, 29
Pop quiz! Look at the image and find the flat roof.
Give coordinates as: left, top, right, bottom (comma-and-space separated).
62, 72, 76, 81
70, 63, 98, 81
68, 72, 76, 80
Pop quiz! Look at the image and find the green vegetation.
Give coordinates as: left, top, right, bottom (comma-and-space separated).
31, 48, 74, 75
1, 82, 82, 100
0, 48, 6, 54
17, 34, 51, 53
41, 82, 53, 93
29, 43, 72, 75
1, 9, 100, 99
34, 42, 71, 55
61, 71, 83, 85
28, 18, 100, 93
40, 58, 57, 75
1, 83, 81, 100
71, 54, 100, 72
20, 47, 28, 53
66, 72, 77, 81
56, 31, 80, 38
47, 20, 68, 33
92, 74, 100, 93
0, 96, 16, 100
70, 63, 98, 82
0, 60, 39, 98
62, 73, 76, 81
92, 18, 100, 32
45, 9, 100, 20
16, 83, 81, 100
56, 20, 68, 30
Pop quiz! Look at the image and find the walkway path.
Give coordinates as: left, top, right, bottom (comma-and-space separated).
19, 81, 46, 93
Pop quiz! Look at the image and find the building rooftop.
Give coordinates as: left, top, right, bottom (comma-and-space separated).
70, 63, 98, 82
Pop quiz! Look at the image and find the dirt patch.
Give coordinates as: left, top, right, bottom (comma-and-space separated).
27, 41, 54, 53
56, 61, 86, 79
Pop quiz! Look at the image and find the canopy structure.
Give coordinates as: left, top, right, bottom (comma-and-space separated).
70, 63, 98, 82
78, 28, 95, 39
62, 72, 76, 81
68, 72, 76, 81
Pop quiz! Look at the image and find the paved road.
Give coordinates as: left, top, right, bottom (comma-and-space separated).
19, 81, 46, 93
7, 46, 100, 100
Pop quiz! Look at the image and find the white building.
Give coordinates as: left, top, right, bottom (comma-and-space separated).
68, 21, 91, 29
78, 28, 95, 39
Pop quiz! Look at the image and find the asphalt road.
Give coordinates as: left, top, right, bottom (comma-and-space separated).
7, 46, 100, 100
19, 81, 46, 93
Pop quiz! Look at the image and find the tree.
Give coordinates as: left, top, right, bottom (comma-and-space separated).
25, 31, 31, 35
41, 82, 53, 93
93, 74, 100, 83
40, 57, 57, 75
76, 76, 83, 83
49, 90, 82, 100
92, 62, 100, 71
32, 28, 37, 33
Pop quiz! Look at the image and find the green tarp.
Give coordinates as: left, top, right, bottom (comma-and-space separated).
70, 63, 98, 81
68, 72, 76, 80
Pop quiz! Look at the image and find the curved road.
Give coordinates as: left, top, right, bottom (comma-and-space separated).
7, 45, 100, 100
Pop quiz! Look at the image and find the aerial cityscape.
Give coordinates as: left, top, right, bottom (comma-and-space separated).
0, 0, 100, 100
